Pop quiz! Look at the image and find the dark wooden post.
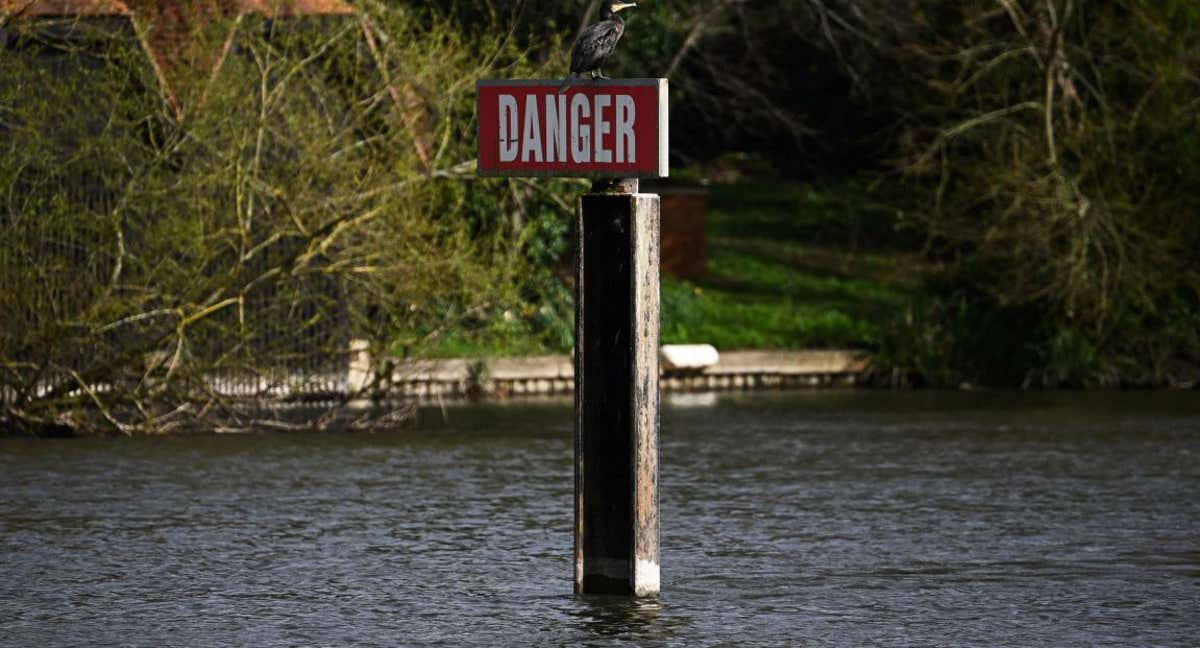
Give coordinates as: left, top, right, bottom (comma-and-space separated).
574, 178, 661, 597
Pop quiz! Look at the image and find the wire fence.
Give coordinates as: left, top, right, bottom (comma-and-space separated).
0, 176, 355, 408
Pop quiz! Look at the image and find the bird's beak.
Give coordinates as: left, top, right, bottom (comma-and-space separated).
613, 2, 637, 12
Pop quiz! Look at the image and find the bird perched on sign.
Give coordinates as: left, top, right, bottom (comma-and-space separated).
559, 2, 637, 93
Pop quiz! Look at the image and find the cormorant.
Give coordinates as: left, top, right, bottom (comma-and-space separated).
559, 2, 637, 93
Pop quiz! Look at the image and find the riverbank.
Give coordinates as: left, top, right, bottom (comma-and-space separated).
422, 179, 920, 359
421, 177, 1198, 389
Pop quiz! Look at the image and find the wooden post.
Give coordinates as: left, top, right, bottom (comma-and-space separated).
574, 178, 661, 597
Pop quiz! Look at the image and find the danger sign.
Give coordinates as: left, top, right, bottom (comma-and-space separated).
477, 79, 668, 178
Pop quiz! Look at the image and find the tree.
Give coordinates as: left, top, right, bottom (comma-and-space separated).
0, 5, 575, 434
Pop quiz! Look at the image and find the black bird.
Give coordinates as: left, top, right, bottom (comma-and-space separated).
559, 2, 637, 93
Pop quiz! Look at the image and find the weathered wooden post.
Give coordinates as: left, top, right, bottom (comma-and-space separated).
575, 177, 661, 596
477, 79, 668, 597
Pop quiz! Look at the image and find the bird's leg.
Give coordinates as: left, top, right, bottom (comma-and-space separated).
597, 68, 609, 80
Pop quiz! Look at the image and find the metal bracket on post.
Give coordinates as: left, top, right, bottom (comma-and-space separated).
574, 178, 661, 597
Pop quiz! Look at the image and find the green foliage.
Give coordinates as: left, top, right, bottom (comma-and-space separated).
0, 7, 577, 433
882, 0, 1200, 387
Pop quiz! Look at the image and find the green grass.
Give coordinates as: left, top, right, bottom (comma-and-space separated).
660, 180, 923, 350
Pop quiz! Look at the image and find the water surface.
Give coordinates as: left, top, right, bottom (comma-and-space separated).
2, 391, 1198, 646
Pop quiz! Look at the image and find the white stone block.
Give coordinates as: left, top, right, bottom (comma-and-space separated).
659, 344, 719, 371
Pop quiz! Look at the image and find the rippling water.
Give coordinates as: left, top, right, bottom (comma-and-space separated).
2, 391, 1198, 646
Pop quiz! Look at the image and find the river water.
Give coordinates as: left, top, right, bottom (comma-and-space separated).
2, 391, 1198, 646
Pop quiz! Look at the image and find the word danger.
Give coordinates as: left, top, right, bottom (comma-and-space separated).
477, 79, 667, 177
498, 93, 637, 164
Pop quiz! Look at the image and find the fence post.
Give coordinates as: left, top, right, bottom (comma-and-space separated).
574, 178, 661, 597
347, 339, 372, 394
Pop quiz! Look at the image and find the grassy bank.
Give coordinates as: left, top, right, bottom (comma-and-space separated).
422, 179, 923, 358
662, 181, 920, 350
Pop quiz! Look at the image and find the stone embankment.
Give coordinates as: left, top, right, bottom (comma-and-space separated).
349, 344, 870, 401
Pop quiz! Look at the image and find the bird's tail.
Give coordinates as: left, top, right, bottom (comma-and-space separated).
557, 73, 575, 94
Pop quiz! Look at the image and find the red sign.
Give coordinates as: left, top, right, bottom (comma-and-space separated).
477, 79, 668, 178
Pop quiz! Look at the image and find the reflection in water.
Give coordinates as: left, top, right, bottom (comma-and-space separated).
1, 390, 1198, 646
569, 596, 689, 642
664, 391, 719, 408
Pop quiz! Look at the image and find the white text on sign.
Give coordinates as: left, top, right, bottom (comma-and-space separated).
476, 79, 667, 178
497, 94, 637, 165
